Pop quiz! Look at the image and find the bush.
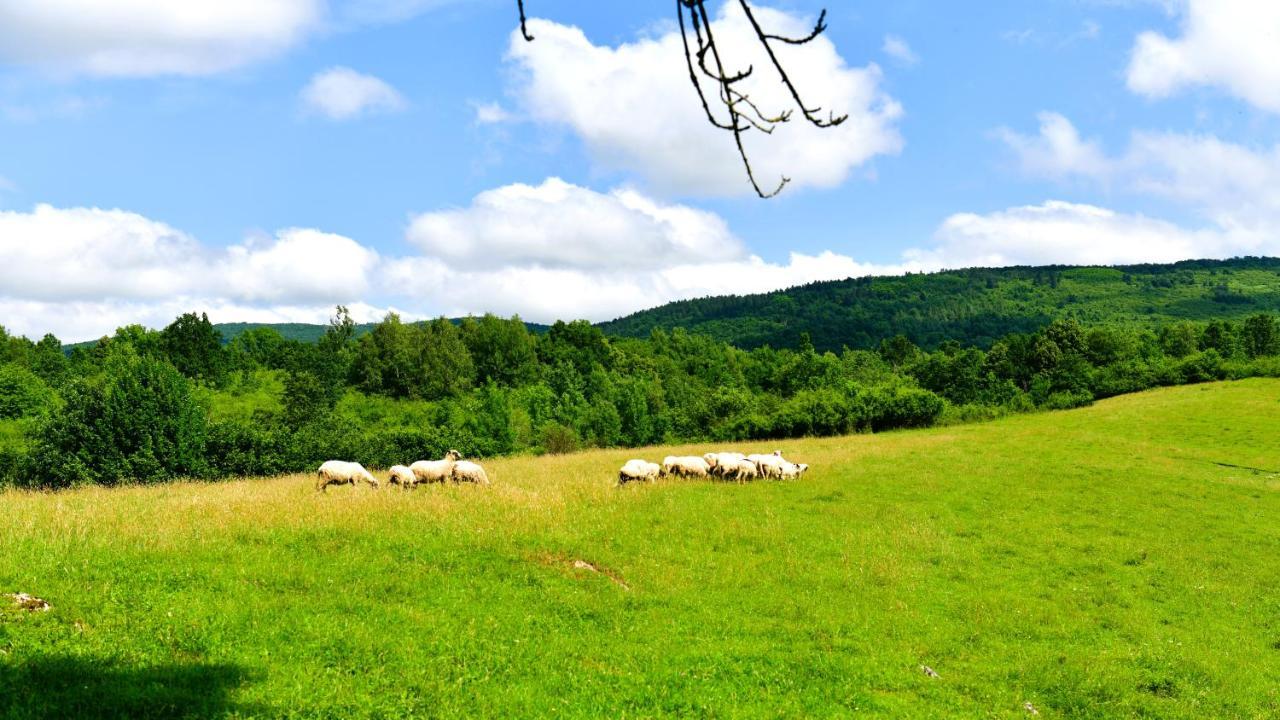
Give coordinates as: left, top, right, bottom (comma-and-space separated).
861, 386, 945, 432
540, 423, 579, 455
1041, 391, 1094, 411
30, 351, 206, 488
1176, 350, 1228, 384
204, 419, 292, 478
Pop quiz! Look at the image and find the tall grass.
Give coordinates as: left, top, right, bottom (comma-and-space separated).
1, 380, 1278, 718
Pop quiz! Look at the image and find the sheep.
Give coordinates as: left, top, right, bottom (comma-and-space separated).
409, 449, 462, 487
451, 460, 491, 485
704, 452, 746, 478
387, 465, 416, 487
316, 461, 379, 492
726, 459, 760, 483
619, 459, 661, 485
662, 456, 711, 479
777, 461, 809, 479
747, 453, 786, 479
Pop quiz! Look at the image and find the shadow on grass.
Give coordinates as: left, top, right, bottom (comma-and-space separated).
0, 655, 263, 719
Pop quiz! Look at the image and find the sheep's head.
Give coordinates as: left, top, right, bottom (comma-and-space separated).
445, 449, 462, 461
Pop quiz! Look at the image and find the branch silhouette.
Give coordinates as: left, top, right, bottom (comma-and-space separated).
517, 1, 847, 198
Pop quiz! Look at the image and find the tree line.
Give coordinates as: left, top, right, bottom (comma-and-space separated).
0, 307, 1277, 489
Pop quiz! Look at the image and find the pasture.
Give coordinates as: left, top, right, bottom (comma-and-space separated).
1, 379, 1278, 718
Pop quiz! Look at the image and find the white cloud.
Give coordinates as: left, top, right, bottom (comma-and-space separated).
406, 178, 742, 271
300, 67, 406, 120
882, 35, 919, 66
505, 4, 903, 196
0, 0, 323, 76
1127, 0, 1280, 112
472, 101, 511, 125
12, 177, 1273, 342
999, 112, 1280, 233
0, 204, 384, 340
391, 178, 920, 321
997, 112, 1113, 180
916, 200, 1251, 268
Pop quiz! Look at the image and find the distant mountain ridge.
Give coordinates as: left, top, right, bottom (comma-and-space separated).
599, 257, 1280, 351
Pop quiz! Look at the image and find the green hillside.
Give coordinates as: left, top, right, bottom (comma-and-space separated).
2, 380, 1277, 718
600, 257, 1280, 351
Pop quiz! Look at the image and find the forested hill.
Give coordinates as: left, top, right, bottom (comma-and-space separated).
599, 257, 1280, 351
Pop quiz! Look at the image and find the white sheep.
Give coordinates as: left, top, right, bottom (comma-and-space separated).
316, 461, 380, 492
451, 460, 490, 485
409, 449, 462, 487
387, 465, 416, 487
662, 456, 711, 478
619, 459, 661, 485
704, 452, 746, 479
747, 453, 786, 479
727, 459, 760, 483
779, 462, 810, 479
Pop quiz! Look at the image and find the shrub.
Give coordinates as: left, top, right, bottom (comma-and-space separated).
540, 423, 579, 455
861, 387, 945, 432
30, 351, 206, 488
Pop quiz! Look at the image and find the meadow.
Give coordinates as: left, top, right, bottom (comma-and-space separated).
1, 379, 1278, 718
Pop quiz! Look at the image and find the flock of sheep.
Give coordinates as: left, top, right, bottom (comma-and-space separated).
316, 450, 489, 492
315, 449, 812, 492
619, 451, 810, 485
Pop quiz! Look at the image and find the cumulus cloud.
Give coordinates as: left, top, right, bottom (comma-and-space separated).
300, 67, 406, 120
882, 35, 919, 66
390, 178, 920, 321
1127, 0, 1280, 112
0, 204, 385, 340
915, 201, 1253, 268
11, 178, 1272, 342
406, 178, 742, 271
997, 112, 1113, 180
999, 112, 1280, 234
503, 4, 903, 196
0, 0, 323, 76
985, 114, 1280, 270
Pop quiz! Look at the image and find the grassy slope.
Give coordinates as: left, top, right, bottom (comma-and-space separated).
1, 381, 1278, 719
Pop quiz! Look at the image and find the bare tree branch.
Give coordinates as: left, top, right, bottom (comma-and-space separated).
517, 0, 847, 198
517, 0, 535, 42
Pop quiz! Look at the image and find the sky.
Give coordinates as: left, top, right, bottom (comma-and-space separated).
2, 0, 1279, 341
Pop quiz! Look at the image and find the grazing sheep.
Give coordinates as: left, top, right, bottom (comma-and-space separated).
727, 459, 760, 483
704, 452, 746, 478
779, 461, 810, 480
619, 459, 661, 485
316, 461, 380, 492
662, 456, 711, 478
747, 453, 786, 479
409, 450, 462, 487
387, 465, 416, 487
451, 460, 490, 485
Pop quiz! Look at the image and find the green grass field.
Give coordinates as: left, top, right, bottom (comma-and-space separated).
2, 380, 1278, 718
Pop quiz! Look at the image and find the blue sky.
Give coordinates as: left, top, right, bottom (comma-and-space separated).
1, 0, 1278, 341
